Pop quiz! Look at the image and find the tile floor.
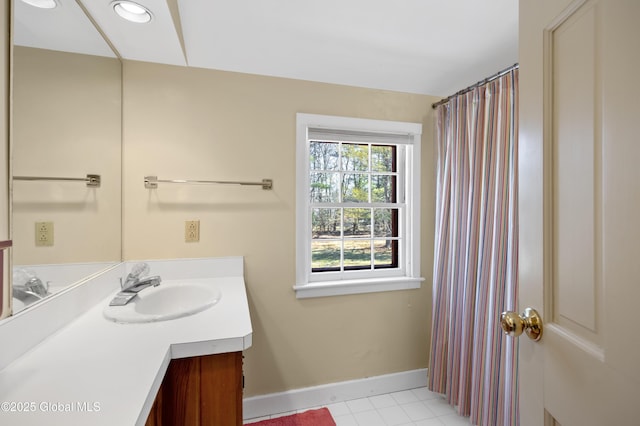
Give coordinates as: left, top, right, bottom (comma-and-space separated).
244, 387, 472, 426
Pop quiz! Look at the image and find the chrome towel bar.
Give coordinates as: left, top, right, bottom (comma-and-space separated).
13, 174, 101, 188
144, 176, 273, 190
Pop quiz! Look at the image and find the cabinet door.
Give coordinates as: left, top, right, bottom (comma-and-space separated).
146, 352, 243, 426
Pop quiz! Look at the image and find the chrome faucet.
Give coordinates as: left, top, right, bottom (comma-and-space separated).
20, 277, 49, 297
13, 286, 43, 300
122, 275, 162, 293
13, 285, 45, 303
109, 263, 161, 306
12, 276, 49, 308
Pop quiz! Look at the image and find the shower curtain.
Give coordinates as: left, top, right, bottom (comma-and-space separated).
428, 69, 519, 426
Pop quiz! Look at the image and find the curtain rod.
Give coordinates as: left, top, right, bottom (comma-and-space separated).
431, 63, 519, 109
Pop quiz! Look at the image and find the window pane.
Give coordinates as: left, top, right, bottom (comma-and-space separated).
306, 137, 406, 277
374, 208, 397, 237
341, 143, 368, 171
372, 145, 395, 172
312, 240, 341, 269
371, 175, 396, 203
310, 172, 339, 203
344, 208, 371, 237
312, 208, 341, 239
344, 240, 371, 268
342, 174, 368, 202
310, 141, 339, 171
374, 239, 396, 267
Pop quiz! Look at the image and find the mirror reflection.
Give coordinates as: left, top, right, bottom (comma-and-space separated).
11, 0, 122, 313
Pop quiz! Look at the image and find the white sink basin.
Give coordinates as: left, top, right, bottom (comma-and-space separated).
103, 281, 222, 324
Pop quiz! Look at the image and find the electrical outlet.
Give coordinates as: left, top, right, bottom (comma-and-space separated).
185, 220, 200, 243
35, 221, 54, 246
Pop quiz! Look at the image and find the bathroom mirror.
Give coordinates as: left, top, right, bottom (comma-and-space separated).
10, 0, 122, 313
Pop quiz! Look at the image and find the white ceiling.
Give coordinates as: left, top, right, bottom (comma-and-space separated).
14, 0, 519, 97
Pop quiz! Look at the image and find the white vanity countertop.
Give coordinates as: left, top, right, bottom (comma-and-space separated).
0, 259, 252, 426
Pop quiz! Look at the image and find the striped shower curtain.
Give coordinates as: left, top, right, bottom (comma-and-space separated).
428, 69, 519, 426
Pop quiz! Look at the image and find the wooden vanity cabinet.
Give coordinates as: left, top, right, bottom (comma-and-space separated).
145, 351, 243, 426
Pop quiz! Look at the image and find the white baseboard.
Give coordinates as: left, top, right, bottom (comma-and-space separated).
243, 368, 428, 420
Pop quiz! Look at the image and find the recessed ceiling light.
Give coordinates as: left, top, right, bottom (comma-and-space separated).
21, 0, 57, 8
112, 1, 152, 24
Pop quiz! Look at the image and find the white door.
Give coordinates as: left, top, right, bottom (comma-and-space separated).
517, 0, 640, 424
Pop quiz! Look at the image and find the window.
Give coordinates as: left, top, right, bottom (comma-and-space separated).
310, 141, 399, 272
295, 113, 423, 298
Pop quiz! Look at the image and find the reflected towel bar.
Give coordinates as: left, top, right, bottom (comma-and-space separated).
13, 174, 101, 188
144, 176, 273, 190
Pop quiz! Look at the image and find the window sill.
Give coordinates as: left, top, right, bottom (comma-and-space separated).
293, 276, 424, 299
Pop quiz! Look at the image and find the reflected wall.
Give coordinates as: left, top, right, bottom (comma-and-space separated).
11, 46, 121, 310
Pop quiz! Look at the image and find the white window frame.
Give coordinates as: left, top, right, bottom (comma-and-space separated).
295, 113, 423, 298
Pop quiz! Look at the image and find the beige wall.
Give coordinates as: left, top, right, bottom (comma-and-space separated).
12, 47, 121, 265
122, 61, 437, 396
0, 2, 10, 320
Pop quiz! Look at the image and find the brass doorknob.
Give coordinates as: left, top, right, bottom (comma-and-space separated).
500, 308, 543, 341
